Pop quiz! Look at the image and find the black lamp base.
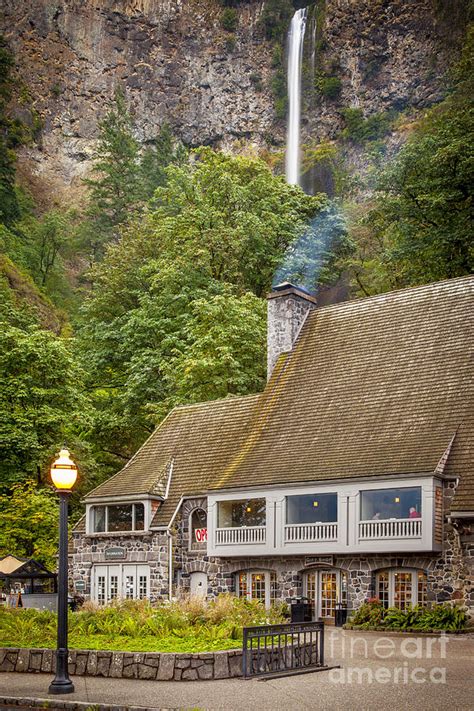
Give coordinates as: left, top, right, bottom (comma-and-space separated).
49, 678, 75, 694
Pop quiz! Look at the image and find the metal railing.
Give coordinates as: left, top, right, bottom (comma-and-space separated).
215, 526, 266, 545
242, 621, 325, 679
359, 518, 422, 540
284, 522, 338, 543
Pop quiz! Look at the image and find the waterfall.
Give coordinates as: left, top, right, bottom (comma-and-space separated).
285, 7, 308, 186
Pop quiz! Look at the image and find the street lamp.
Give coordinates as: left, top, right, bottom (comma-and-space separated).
49, 448, 78, 695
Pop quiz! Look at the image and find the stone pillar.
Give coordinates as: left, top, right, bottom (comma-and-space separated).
267, 282, 316, 379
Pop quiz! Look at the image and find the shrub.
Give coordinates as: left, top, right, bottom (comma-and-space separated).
221, 8, 238, 32
317, 75, 342, 99
0, 595, 289, 653
341, 108, 393, 143
250, 73, 263, 92
349, 600, 468, 632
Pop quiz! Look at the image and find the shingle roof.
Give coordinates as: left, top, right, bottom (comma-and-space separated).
85, 275, 474, 520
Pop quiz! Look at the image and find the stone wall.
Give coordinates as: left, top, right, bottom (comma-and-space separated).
266, 287, 316, 379
0, 647, 243, 681
71, 530, 169, 602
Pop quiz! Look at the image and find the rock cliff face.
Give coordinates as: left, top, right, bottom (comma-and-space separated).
1, 0, 464, 197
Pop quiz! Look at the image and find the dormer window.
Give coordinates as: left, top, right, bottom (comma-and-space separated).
91, 503, 145, 533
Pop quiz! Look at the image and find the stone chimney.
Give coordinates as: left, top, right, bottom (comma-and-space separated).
267, 282, 316, 379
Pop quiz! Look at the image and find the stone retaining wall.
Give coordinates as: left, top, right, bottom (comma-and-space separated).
0, 647, 243, 681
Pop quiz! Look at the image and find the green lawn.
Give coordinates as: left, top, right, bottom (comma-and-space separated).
0, 633, 241, 653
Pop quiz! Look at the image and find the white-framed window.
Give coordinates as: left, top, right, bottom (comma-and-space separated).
218, 499, 266, 528
91, 503, 145, 533
189, 508, 208, 551
304, 568, 347, 619
92, 564, 150, 604
286, 493, 338, 524
360, 487, 422, 521
376, 569, 427, 610
235, 570, 277, 608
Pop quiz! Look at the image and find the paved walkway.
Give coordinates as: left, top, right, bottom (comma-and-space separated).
0, 631, 473, 710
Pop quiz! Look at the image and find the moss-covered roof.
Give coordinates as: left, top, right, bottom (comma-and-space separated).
85, 275, 474, 521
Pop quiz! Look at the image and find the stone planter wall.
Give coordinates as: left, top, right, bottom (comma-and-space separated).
0, 647, 243, 681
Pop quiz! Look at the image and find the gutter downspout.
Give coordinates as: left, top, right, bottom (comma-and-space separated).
167, 528, 173, 602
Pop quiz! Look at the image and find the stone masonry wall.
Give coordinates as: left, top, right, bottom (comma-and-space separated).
71, 530, 169, 602
0, 647, 243, 681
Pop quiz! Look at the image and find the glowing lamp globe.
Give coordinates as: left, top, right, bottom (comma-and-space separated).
51, 448, 78, 490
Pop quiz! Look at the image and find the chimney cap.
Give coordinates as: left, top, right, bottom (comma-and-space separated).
268, 282, 317, 303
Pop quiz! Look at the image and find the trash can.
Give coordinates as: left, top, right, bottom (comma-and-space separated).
290, 597, 312, 623
334, 603, 348, 627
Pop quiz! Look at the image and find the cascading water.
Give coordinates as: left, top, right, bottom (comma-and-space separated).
285, 7, 308, 186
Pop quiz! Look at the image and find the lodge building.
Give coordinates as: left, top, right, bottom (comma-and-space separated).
72, 276, 474, 620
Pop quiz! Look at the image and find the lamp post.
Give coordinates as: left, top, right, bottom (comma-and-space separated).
49, 448, 77, 695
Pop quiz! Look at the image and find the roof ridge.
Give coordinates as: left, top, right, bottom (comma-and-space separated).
310, 274, 474, 318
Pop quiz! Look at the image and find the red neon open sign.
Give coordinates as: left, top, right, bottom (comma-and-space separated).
194, 528, 208, 543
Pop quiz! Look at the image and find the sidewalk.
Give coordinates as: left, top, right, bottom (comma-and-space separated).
0, 632, 472, 710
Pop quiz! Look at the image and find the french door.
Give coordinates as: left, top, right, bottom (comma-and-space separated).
305, 569, 347, 620
92, 564, 150, 604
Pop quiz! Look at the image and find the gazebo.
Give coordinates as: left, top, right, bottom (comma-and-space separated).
0, 554, 57, 604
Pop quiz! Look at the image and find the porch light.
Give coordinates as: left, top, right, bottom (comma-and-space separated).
51, 448, 78, 490
246, 506, 252, 512
394, 497, 400, 503
313, 501, 319, 507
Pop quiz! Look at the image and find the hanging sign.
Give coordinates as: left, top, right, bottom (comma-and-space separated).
104, 547, 127, 561
75, 580, 86, 591
194, 528, 208, 543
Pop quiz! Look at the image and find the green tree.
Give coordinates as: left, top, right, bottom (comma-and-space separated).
81, 87, 142, 258
0, 323, 88, 490
345, 27, 474, 294
139, 123, 186, 202
0, 480, 59, 568
78, 149, 324, 458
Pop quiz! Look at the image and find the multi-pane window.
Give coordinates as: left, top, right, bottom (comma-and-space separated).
138, 575, 148, 600
251, 573, 266, 602
97, 575, 106, 605
238, 572, 248, 599
394, 572, 413, 610
377, 570, 390, 608
109, 575, 118, 601
218, 499, 266, 527
93, 565, 150, 604
417, 571, 427, 606
125, 575, 134, 599
305, 569, 347, 619
376, 569, 428, 609
91, 503, 145, 533
360, 487, 422, 521
236, 570, 275, 607
286, 493, 338, 524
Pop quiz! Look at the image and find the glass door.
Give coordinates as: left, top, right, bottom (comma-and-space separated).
305, 569, 347, 621
320, 572, 338, 618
